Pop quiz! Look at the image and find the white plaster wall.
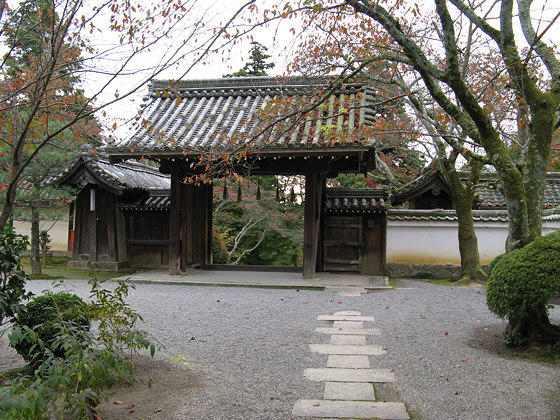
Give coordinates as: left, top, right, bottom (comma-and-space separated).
387, 219, 560, 265
12, 219, 69, 252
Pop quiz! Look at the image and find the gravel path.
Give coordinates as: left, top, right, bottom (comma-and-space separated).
14, 279, 560, 419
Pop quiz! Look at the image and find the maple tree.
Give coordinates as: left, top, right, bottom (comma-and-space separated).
1, 0, 103, 275
0, 0, 257, 229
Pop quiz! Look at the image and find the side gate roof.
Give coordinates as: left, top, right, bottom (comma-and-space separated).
55, 150, 170, 197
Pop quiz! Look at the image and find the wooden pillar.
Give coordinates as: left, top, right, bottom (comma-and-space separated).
89, 187, 97, 262
205, 182, 213, 266
169, 164, 182, 274
68, 201, 74, 253
303, 169, 325, 279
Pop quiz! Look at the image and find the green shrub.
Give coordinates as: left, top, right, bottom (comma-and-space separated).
487, 253, 507, 277
12, 293, 90, 365
0, 224, 33, 326
2, 279, 158, 419
486, 231, 560, 324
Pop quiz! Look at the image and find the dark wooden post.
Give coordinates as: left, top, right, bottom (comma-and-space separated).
89, 187, 97, 263
303, 169, 325, 279
169, 163, 182, 274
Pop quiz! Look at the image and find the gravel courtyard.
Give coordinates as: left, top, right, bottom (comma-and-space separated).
15, 278, 560, 419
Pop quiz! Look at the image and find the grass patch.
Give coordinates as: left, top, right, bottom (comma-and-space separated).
29, 274, 64, 280
21, 256, 142, 281
414, 277, 456, 286
510, 347, 560, 364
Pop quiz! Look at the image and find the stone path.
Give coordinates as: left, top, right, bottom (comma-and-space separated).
292, 307, 409, 419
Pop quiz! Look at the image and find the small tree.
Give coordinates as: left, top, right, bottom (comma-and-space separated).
225, 41, 275, 77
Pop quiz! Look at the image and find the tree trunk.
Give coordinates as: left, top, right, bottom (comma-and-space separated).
30, 205, 42, 276
523, 97, 557, 241
441, 160, 487, 282
455, 193, 486, 282
506, 305, 560, 345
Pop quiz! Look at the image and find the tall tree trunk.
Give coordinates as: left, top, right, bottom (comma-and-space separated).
443, 161, 487, 282
30, 205, 42, 276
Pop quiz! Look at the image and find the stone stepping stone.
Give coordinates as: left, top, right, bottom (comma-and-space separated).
292, 400, 409, 419
334, 311, 361, 316
304, 368, 395, 383
327, 355, 370, 368
310, 344, 386, 355
323, 381, 375, 401
317, 315, 375, 322
316, 327, 381, 336
333, 321, 364, 329
330, 335, 366, 345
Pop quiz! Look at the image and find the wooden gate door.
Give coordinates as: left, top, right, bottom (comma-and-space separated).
323, 215, 363, 272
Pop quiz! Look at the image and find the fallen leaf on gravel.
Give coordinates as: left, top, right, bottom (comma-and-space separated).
437, 375, 445, 378
444, 332, 448, 335
129, 409, 135, 413
313, 403, 320, 407
154, 409, 162, 413
462, 359, 468, 362
126, 405, 135, 409
244, 317, 249, 319
455, 391, 459, 395
113, 401, 124, 405
337, 302, 342, 304
419, 316, 426, 319
422, 364, 427, 367
190, 337, 195, 340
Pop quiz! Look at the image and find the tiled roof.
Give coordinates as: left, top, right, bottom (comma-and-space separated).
475, 173, 560, 209
117, 190, 171, 211
108, 76, 377, 158
392, 170, 560, 209
391, 170, 450, 206
325, 188, 390, 214
387, 209, 510, 222
55, 148, 170, 194
388, 208, 560, 223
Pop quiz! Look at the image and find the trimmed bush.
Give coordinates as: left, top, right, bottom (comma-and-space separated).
486, 231, 560, 325
487, 253, 506, 277
13, 292, 90, 364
